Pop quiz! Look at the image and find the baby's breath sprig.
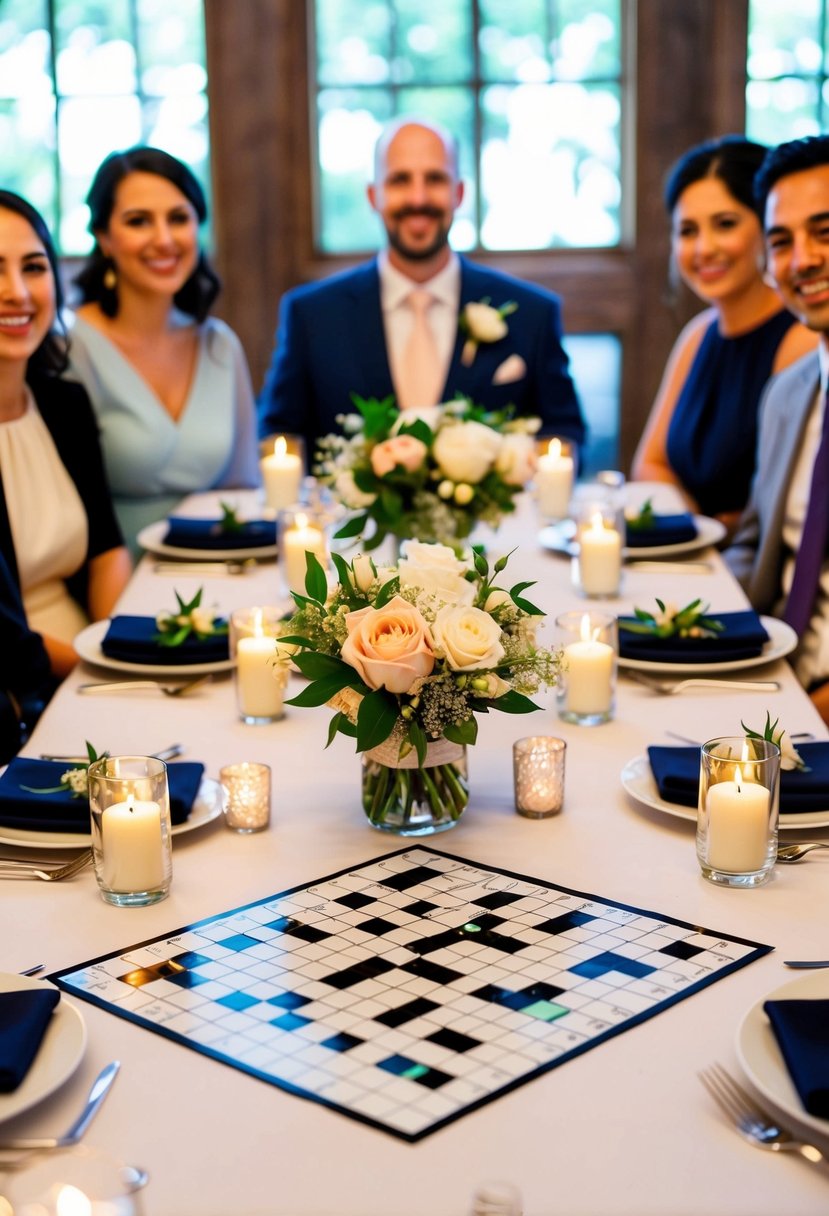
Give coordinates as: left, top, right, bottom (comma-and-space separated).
21, 741, 108, 799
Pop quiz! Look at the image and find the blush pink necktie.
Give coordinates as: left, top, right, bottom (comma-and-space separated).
396, 288, 443, 412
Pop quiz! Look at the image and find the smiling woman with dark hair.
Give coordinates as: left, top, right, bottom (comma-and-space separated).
0, 190, 130, 676
67, 146, 259, 555
632, 135, 817, 538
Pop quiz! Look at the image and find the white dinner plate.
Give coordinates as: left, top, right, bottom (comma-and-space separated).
74, 620, 235, 677
137, 519, 277, 562
0, 972, 86, 1124
539, 514, 726, 559
618, 616, 797, 675
0, 777, 225, 851
620, 753, 829, 830
737, 972, 829, 1142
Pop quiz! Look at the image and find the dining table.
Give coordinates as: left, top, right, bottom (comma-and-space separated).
3, 484, 829, 1216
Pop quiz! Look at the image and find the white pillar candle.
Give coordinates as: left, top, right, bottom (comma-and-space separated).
101, 796, 164, 892
237, 634, 285, 719
706, 773, 770, 872
261, 436, 302, 511
564, 614, 614, 714
579, 512, 622, 596
282, 515, 328, 595
536, 438, 574, 519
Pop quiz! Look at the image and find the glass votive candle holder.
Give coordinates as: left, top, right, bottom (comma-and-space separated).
2, 1144, 147, 1216
697, 737, 780, 888
87, 756, 172, 907
259, 433, 305, 512
573, 501, 623, 598
230, 607, 291, 725
277, 505, 329, 597
513, 737, 566, 818
555, 611, 617, 726
534, 437, 575, 521
220, 762, 271, 833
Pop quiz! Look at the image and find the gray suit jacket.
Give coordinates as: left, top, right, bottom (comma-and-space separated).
725, 351, 820, 614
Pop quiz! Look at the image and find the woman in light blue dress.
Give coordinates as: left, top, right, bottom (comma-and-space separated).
68, 147, 259, 554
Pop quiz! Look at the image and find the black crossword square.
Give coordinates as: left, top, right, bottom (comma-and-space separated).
660, 940, 704, 961
334, 892, 375, 910
357, 917, 399, 937
321, 1032, 363, 1052
381, 865, 441, 892
401, 958, 463, 986
375, 996, 439, 1028
402, 899, 439, 916
462, 913, 506, 932
323, 957, 396, 990
427, 1027, 480, 1053
286, 923, 331, 944
473, 891, 523, 911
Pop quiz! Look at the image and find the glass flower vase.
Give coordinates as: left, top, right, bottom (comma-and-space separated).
361, 738, 468, 835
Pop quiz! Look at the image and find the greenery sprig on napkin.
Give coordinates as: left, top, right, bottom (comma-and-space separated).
624, 497, 655, 531
619, 598, 724, 640
742, 711, 809, 772
21, 741, 107, 798
154, 588, 228, 648
219, 501, 243, 533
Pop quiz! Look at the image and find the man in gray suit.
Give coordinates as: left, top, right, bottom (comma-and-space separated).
726, 135, 829, 715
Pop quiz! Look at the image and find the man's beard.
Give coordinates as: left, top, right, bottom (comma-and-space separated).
386, 207, 451, 262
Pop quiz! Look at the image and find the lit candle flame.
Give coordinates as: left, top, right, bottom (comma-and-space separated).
56, 1184, 92, 1216
579, 613, 592, 643
548, 437, 562, 460
274, 436, 287, 459
253, 607, 264, 638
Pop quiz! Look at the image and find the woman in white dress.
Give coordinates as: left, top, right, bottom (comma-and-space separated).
68, 147, 260, 555
0, 191, 130, 676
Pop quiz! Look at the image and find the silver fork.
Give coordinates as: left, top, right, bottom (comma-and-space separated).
699, 1063, 826, 1166
0, 850, 93, 881
627, 672, 780, 696
777, 841, 829, 863
0, 1061, 120, 1151
77, 676, 210, 697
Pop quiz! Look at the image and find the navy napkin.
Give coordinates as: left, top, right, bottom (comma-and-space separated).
764, 999, 829, 1118
0, 988, 60, 1092
647, 743, 829, 814
619, 609, 769, 664
101, 615, 229, 665
625, 513, 698, 548
0, 758, 205, 832
163, 517, 276, 550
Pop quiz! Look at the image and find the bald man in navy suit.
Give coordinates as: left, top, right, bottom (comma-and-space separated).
258, 119, 586, 457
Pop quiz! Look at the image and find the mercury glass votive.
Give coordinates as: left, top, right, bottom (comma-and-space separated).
513, 737, 566, 818
220, 762, 272, 833
87, 756, 172, 907
697, 737, 780, 888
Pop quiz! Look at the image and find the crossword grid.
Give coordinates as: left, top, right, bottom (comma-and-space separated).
51, 847, 771, 1141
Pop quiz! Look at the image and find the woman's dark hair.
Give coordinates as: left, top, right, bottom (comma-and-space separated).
664, 135, 769, 218
0, 190, 67, 376
74, 146, 220, 322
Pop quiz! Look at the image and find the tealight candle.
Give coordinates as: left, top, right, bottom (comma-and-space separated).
556, 611, 617, 725
697, 737, 780, 888
261, 436, 303, 512
536, 438, 574, 520
577, 511, 622, 597
87, 757, 172, 906
280, 512, 328, 595
513, 737, 566, 817
221, 762, 271, 832
233, 607, 288, 724
101, 796, 165, 893
706, 773, 770, 873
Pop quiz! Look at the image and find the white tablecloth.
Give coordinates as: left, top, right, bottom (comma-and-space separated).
4, 488, 829, 1216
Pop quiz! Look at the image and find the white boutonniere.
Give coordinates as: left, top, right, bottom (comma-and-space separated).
460, 299, 518, 367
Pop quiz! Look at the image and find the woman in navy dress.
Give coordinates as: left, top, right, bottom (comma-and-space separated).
632, 136, 817, 538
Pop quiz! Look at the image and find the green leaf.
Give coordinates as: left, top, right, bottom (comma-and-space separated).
286, 671, 361, 708
509, 582, 543, 615
292, 651, 354, 680
473, 550, 489, 578
334, 513, 370, 540
362, 528, 387, 552
373, 576, 400, 609
304, 552, 328, 604
379, 487, 403, 520
408, 718, 427, 767
325, 711, 356, 747
444, 717, 478, 746
274, 633, 317, 650
488, 690, 541, 714
330, 552, 354, 591
356, 689, 399, 751
396, 418, 432, 445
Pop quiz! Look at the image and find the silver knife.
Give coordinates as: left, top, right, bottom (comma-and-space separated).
40, 745, 184, 763
0, 1060, 120, 1149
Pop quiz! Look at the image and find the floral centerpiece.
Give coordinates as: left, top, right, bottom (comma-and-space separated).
316, 395, 540, 551
279, 541, 562, 834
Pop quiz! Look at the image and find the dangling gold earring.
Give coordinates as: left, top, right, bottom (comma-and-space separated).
103, 263, 117, 291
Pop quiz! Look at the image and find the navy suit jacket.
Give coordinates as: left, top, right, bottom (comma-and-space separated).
257, 256, 586, 456
0, 552, 55, 765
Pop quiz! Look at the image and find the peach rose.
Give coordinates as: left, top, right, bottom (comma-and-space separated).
370, 434, 428, 478
340, 595, 435, 694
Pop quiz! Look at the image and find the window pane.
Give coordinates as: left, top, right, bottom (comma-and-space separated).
57, 95, 142, 251
316, 0, 392, 86
317, 89, 393, 253
479, 0, 549, 83
137, 0, 205, 78
747, 0, 822, 78
563, 334, 621, 474
54, 0, 136, 96
555, 0, 621, 79
397, 85, 476, 249
0, 97, 56, 225
393, 0, 473, 84
0, 0, 51, 98
745, 76, 822, 143
480, 82, 620, 249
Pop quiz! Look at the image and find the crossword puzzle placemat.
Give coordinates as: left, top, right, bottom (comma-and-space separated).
50, 848, 772, 1141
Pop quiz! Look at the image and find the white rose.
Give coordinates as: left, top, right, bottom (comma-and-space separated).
432, 604, 505, 671
351, 553, 375, 592
495, 433, 536, 487
398, 541, 474, 606
191, 608, 216, 634
433, 421, 502, 484
778, 730, 805, 772
484, 588, 513, 613
334, 470, 376, 509
464, 302, 508, 343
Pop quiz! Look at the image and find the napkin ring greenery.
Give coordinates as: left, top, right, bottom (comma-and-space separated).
21, 741, 108, 798
742, 711, 808, 772
155, 588, 228, 648
459, 298, 518, 366
624, 497, 655, 531
219, 501, 243, 533
619, 598, 723, 639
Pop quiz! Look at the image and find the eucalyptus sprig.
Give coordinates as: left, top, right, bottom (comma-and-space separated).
155, 588, 228, 648
21, 741, 108, 799
742, 710, 809, 772
619, 598, 724, 639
